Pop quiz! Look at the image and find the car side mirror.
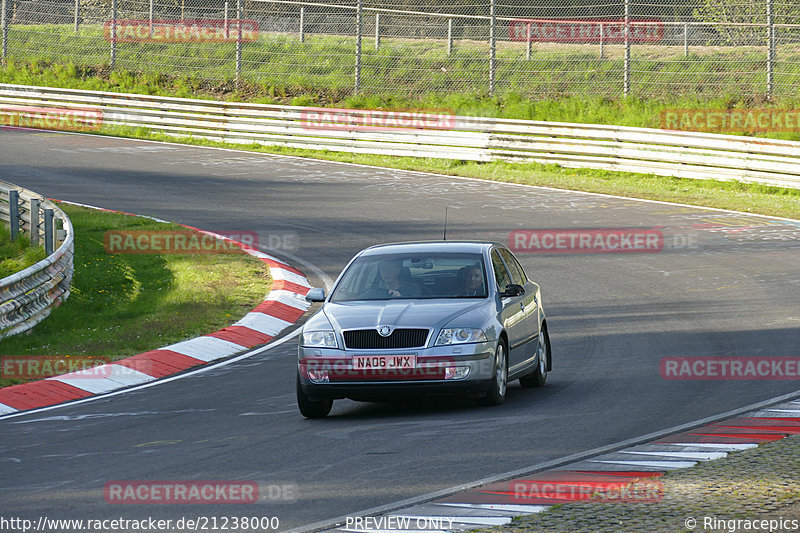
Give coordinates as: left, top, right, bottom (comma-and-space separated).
499, 284, 525, 298
305, 287, 326, 302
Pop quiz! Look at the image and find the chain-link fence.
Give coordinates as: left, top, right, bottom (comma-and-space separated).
2, 0, 800, 99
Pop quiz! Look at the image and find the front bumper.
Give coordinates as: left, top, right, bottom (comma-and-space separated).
297, 341, 496, 401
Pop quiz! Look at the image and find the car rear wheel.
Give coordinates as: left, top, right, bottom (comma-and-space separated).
296, 374, 333, 418
477, 340, 508, 406
520, 325, 549, 388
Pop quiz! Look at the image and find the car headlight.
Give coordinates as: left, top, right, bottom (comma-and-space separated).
300, 330, 339, 348
435, 328, 487, 346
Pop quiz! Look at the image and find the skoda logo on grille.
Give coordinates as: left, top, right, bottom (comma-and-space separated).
378, 326, 392, 337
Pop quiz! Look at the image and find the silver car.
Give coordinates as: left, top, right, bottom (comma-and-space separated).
296, 241, 551, 418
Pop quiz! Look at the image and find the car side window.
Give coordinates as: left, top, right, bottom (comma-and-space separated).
499, 248, 526, 285
491, 249, 512, 290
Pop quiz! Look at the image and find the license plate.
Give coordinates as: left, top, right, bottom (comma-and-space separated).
352, 355, 416, 370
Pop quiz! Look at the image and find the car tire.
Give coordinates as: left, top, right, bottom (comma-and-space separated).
477, 339, 508, 406
296, 374, 333, 418
520, 325, 550, 388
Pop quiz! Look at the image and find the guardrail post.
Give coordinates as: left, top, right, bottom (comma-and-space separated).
44, 208, 54, 255
767, 0, 774, 100
110, 0, 117, 70
1, 0, 7, 64
623, 0, 630, 96
235, 0, 242, 88
299, 6, 304, 42
29, 198, 40, 245
355, 0, 362, 94
8, 190, 19, 241
375, 13, 380, 51
489, 0, 496, 95
447, 18, 452, 56
74, 0, 79, 33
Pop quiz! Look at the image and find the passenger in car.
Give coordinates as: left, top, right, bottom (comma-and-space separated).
458, 265, 485, 297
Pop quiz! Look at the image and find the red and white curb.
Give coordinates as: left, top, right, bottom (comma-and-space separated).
0, 210, 311, 415
323, 399, 800, 532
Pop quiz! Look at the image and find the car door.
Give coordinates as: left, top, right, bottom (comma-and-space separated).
498, 247, 540, 373
491, 248, 527, 370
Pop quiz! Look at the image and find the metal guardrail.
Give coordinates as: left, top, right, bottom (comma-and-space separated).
2, 83, 800, 189
0, 180, 73, 340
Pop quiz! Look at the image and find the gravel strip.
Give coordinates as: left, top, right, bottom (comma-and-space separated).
477, 434, 800, 533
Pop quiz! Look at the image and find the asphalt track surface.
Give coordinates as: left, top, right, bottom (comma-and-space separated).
1, 130, 799, 531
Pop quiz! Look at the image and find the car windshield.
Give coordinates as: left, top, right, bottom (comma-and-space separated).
330, 252, 488, 302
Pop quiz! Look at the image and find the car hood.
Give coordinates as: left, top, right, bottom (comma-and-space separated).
323, 300, 489, 331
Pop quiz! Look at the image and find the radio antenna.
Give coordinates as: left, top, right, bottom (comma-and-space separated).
443, 207, 449, 241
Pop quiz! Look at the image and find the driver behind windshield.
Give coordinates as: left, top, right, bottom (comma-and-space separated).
374, 260, 423, 298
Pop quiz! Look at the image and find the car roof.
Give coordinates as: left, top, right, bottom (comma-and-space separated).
360, 241, 503, 256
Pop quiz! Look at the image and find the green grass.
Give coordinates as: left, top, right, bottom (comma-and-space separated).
0, 204, 272, 388
5, 23, 800, 100
2, 32, 799, 224
4, 55, 800, 142
0, 224, 47, 279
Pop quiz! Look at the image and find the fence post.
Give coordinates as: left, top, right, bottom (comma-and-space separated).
110, 0, 117, 69
767, 0, 774, 99
623, 0, 630, 96
1, 0, 7, 64
8, 190, 19, 241
489, 0, 496, 95
684, 22, 688, 57
29, 198, 40, 245
355, 0, 362, 94
299, 6, 304, 42
375, 12, 380, 51
44, 208, 54, 255
447, 18, 452, 55
74, 0, 79, 32
599, 22, 604, 58
235, 0, 242, 88
149, 0, 154, 36
224, 0, 228, 38
526, 22, 531, 60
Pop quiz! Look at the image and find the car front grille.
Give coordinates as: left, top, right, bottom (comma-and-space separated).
343, 328, 429, 349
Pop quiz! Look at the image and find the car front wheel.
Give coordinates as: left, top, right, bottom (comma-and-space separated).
478, 339, 508, 406
296, 374, 333, 418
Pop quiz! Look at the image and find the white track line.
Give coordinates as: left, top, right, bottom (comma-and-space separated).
619, 450, 728, 460
657, 443, 757, 451
48, 365, 155, 394
589, 459, 698, 469
161, 336, 246, 362
233, 313, 293, 336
